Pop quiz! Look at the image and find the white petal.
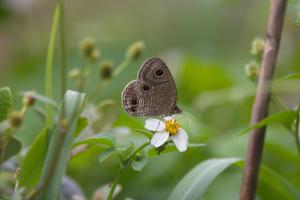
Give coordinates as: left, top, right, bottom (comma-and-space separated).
164, 116, 175, 121
178, 128, 189, 141
151, 131, 169, 147
144, 119, 165, 131
172, 132, 188, 152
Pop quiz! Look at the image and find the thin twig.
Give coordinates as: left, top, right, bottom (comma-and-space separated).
240, 1, 287, 200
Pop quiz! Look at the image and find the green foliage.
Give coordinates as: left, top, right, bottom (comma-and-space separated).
99, 148, 119, 163
168, 158, 241, 200
0, 87, 13, 122
148, 143, 206, 157
73, 133, 116, 148
2, 136, 21, 163
2, 2, 300, 199
74, 117, 88, 137
240, 111, 297, 135
38, 90, 85, 200
18, 129, 48, 189
258, 164, 300, 200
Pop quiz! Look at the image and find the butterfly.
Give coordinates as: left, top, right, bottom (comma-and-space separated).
121, 57, 181, 116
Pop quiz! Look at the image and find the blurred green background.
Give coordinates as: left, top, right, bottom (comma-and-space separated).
1, 0, 300, 199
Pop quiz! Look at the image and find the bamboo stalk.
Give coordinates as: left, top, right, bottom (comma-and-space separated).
240, 0, 287, 199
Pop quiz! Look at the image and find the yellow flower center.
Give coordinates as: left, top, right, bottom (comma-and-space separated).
165, 119, 181, 135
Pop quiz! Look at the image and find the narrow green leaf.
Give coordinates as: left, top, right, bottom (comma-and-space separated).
135, 129, 152, 139
0, 87, 13, 122
45, 1, 61, 128
74, 117, 88, 137
148, 143, 207, 157
258, 164, 300, 200
240, 111, 297, 135
99, 148, 119, 162
72, 133, 116, 148
18, 128, 48, 189
38, 90, 85, 200
168, 158, 241, 200
277, 73, 300, 81
2, 136, 22, 162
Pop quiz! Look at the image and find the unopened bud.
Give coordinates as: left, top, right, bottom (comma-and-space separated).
22, 92, 36, 107
89, 49, 101, 61
245, 61, 260, 81
126, 41, 144, 60
9, 111, 23, 128
79, 38, 95, 58
251, 38, 264, 56
68, 68, 81, 79
100, 60, 113, 79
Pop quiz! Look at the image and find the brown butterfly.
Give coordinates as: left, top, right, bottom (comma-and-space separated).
121, 57, 181, 116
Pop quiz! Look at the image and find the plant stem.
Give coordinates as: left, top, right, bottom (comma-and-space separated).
125, 141, 150, 163
107, 141, 150, 200
59, 0, 66, 118
107, 167, 124, 200
240, 1, 287, 200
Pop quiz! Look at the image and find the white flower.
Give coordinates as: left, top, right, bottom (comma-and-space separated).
144, 116, 188, 152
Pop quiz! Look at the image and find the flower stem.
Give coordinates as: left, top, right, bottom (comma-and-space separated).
125, 141, 150, 163
107, 141, 150, 200
107, 167, 124, 200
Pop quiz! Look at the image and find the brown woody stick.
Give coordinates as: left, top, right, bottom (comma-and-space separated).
240, 0, 287, 199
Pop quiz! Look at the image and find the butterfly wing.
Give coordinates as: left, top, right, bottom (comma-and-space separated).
137, 57, 179, 116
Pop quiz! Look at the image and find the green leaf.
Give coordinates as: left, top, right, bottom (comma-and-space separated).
168, 158, 241, 200
0, 87, 13, 122
119, 143, 135, 161
99, 148, 119, 162
38, 90, 85, 200
72, 133, 116, 148
148, 143, 207, 157
258, 164, 300, 200
18, 128, 48, 189
135, 129, 152, 139
240, 111, 297, 135
277, 73, 300, 81
131, 154, 148, 171
74, 117, 88, 137
92, 100, 117, 132
2, 136, 22, 162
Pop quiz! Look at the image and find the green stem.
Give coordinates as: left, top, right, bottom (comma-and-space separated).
59, 0, 66, 118
112, 58, 131, 77
125, 141, 150, 163
45, 1, 61, 128
107, 141, 150, 200
107, 167, 124, 200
